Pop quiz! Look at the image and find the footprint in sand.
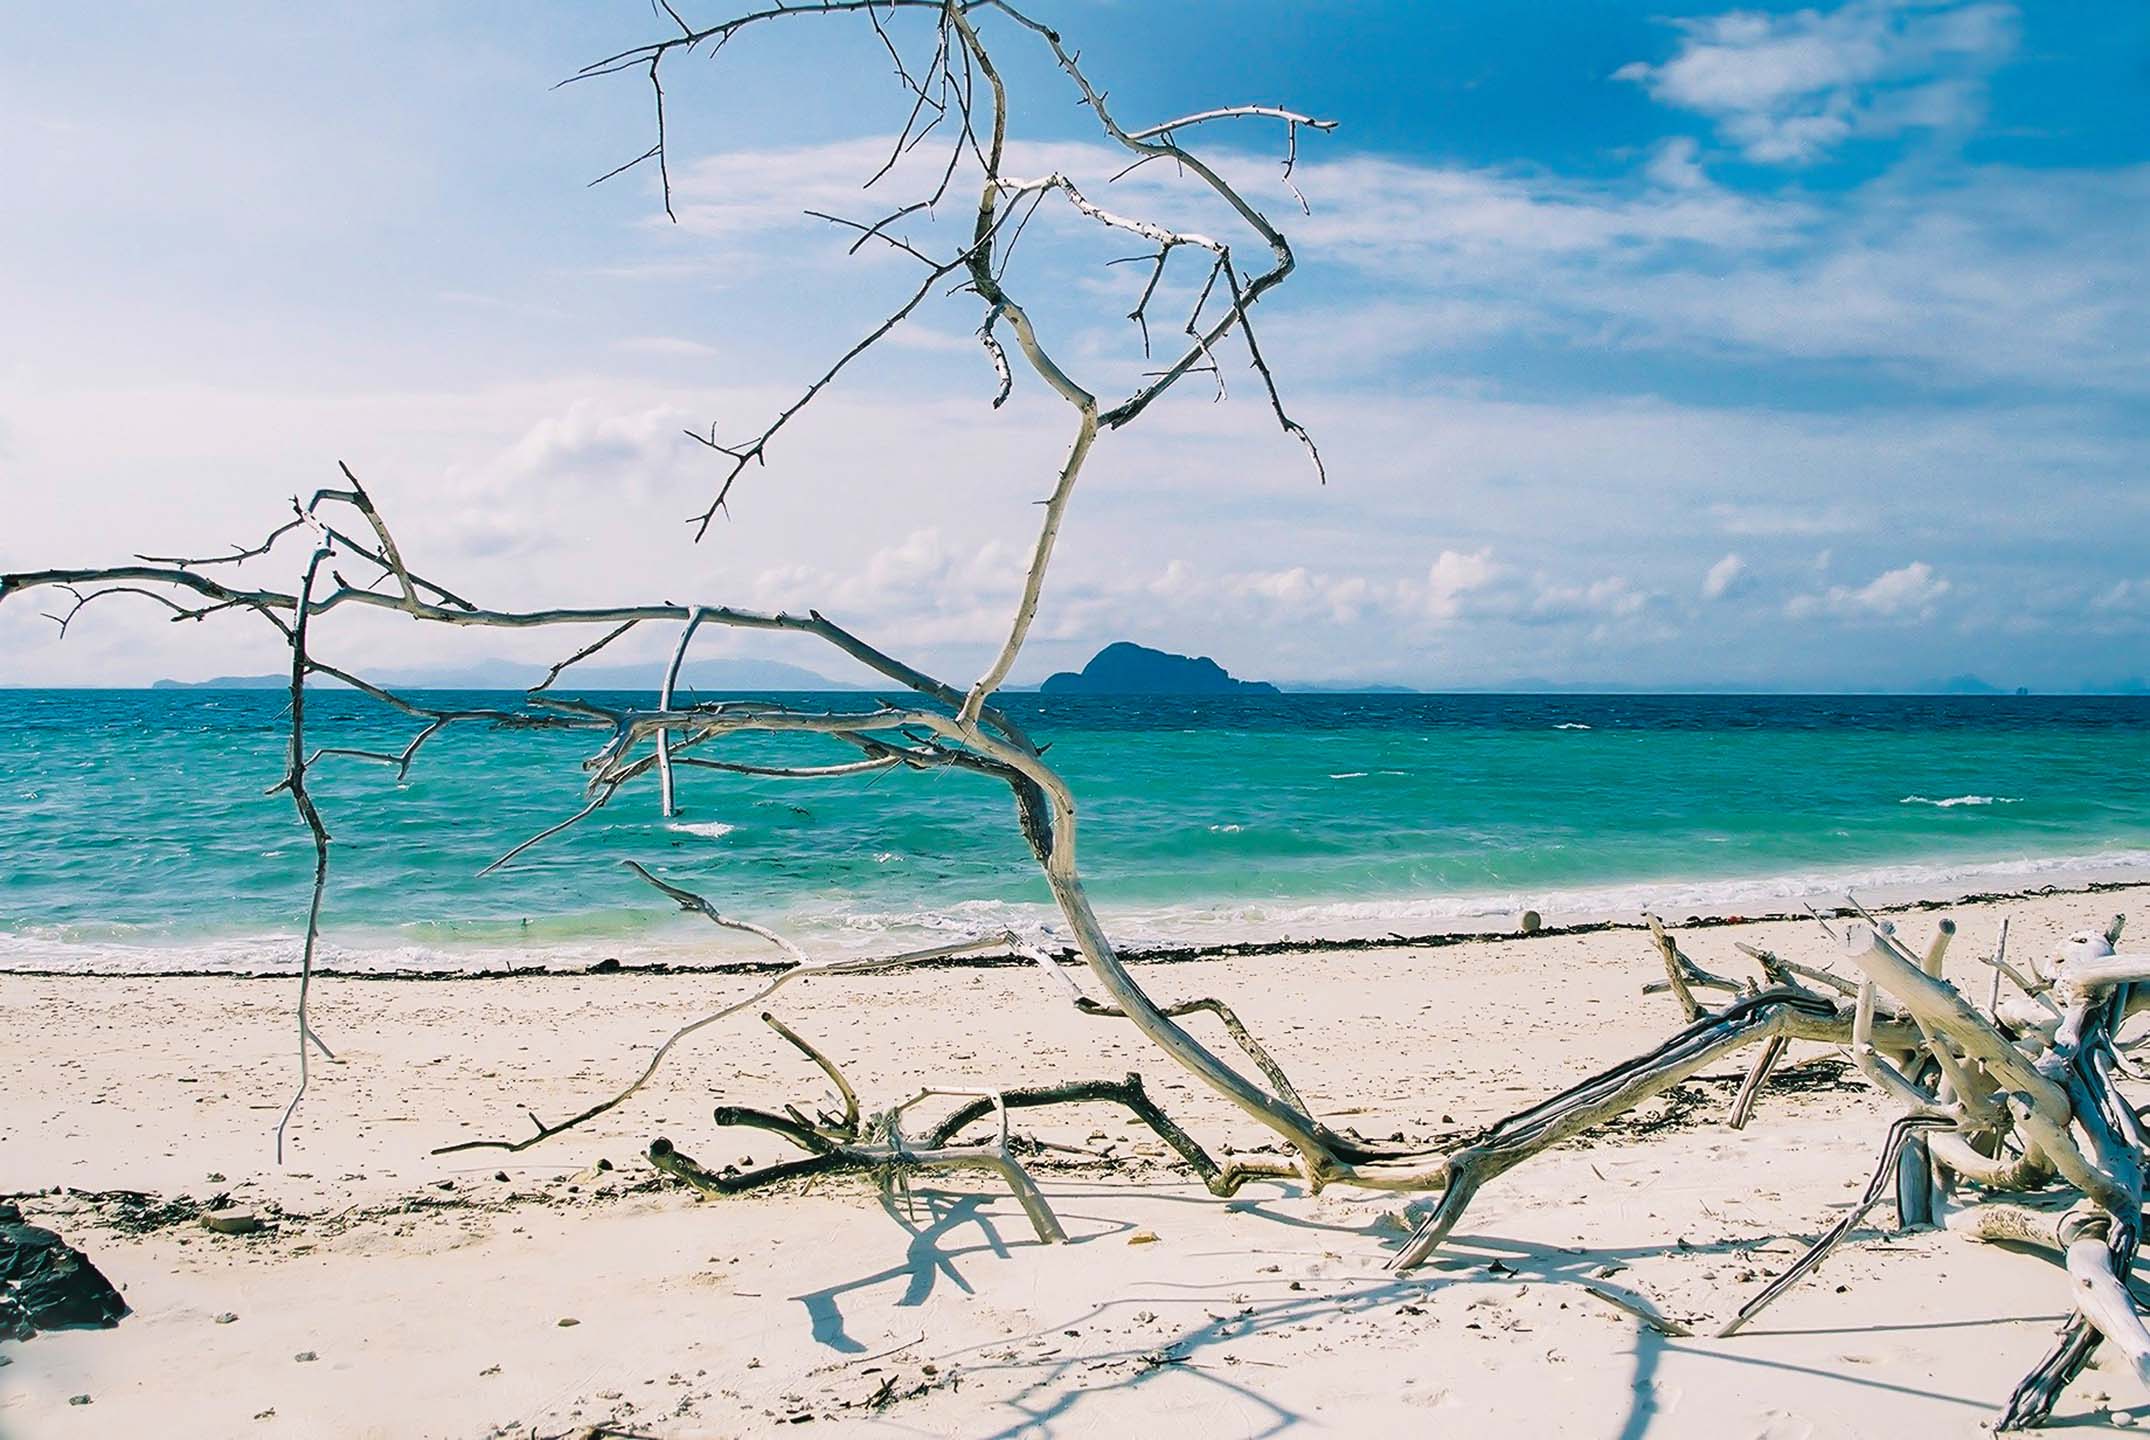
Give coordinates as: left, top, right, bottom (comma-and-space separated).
1750, 1410, 1814, 1440
1401, 1383, 1461, 1409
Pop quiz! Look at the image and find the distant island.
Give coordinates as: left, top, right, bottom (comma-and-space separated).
1040, 642, 1279, 696
1912, 674, 2016, 696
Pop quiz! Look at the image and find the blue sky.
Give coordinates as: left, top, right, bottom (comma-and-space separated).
2, 0, 2146, 690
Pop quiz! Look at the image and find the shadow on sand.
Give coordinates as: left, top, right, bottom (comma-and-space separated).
769, 1174, 2056, 1435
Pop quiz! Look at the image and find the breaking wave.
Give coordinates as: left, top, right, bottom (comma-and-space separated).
665, 820, 737, 838
19, 846, 2137, 977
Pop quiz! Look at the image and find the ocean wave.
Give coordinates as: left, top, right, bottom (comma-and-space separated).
8, 848, 2149, 976
1901, 794, 2021, 808
0, 919, 775, 977
1553, 723, 1592, 730
823, 848, 2150, 951
666, 819, 736, 838
1328, 771, 1369, 780
1086, 847, 2150, 944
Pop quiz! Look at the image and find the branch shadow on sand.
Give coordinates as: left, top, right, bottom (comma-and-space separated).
772, 1174, 2074, 1435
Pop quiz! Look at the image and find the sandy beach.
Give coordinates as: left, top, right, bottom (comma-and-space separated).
1, 885, 2143, 1437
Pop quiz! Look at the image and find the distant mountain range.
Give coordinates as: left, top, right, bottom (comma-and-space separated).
154, 658, 861, 691
115, 655, 2150, 698
1467, 676, 2146, 696
1913, 674, 2023, 696
151, 642, 1429, 696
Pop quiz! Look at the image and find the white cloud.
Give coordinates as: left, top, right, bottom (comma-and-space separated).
1419, 549, 1505, 624
742, 528, 1037, 646
1702, 552, 1748, 600
1645, 136, 1711, 191
1532, 575, 1651, 622
1788, 559, 1950, 620
1225, 567, 1380, 625
1616, 1, 2018, 164
2093, 579, 2150, 620
1238, 566, 1313, 608
1624, 168, 2150, 391
630, 130, 2150, 400
1848, 560, 1951, 616
1240, 139, 2150, 399
1293, 150, 1801, 273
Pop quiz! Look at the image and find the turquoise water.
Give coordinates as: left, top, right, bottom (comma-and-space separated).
2, 689, 2147, 971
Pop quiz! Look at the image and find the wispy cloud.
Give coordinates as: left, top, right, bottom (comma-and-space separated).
1290, 151, 2147, 395
635, 118, 2150, 400
1788, 560, 1951, 620
1615, 0, 2019, 163
1703, 552, 1748, 600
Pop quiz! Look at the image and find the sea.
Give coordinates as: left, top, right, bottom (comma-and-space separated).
2, 689, 2147, 974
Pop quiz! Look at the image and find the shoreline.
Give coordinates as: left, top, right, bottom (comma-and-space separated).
6, 875, 2145, 983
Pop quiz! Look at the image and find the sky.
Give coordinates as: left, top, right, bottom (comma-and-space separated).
2, 0, 2146, 692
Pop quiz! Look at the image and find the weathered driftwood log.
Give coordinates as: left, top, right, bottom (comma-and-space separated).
649, 1070, 1235, 1213
1834, 921, 2150, 1429
1381, 983, 1898, 1267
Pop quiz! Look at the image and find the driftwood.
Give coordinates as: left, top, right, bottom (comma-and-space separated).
7, 4, 2148, 1429
647, 1068, 1236, 1225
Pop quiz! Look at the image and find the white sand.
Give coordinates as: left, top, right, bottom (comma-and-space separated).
3, 887, 2144, 1437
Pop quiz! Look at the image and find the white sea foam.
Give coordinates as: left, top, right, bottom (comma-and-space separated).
1553, 723, 1593, 730
665, 819, 736, 838
1328, 771, 1369, 779
9, 848, 2149, 976
818, 848, 2150, 954
1900, 794, 2020, 808
0, 930, 546, 978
